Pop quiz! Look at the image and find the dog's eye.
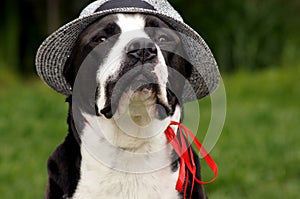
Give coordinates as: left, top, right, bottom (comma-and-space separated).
158, 35, 169, 43
95, 36, 107, 43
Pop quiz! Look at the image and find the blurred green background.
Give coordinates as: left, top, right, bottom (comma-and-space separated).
0, 0, 299, 198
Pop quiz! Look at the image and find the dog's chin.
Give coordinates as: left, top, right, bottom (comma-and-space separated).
99, 83, 172, 124
127, 87, 158, 127
129, 85, 156, 103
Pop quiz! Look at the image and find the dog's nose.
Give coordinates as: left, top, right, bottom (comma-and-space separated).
126, 38, 157, 63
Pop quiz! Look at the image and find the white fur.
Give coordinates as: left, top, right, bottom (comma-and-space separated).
73, 148, 179, 199
73, 106, 181, 199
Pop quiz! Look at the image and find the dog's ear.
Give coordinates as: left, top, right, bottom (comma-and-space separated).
183, 58, 193, 79
63, 55, 76, 87
63, 43, 85, 88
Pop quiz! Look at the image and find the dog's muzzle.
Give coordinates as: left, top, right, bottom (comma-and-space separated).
97, 38, 171, 119
125, 38, 159, 92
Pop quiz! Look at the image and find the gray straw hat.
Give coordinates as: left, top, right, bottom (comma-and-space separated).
36, 0, 220, 102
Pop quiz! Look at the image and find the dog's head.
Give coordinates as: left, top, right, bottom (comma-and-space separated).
64, 13, 192, 127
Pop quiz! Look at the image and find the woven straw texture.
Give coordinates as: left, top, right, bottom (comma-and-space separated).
35, 0, 220, 102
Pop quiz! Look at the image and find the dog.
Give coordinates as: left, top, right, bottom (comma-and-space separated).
45, 13, 207, 199
36, 0, 221, 198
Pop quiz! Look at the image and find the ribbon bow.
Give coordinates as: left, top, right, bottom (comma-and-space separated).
164, 121, 218, 199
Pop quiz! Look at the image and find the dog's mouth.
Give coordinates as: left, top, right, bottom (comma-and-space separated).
97, 71, 172, 121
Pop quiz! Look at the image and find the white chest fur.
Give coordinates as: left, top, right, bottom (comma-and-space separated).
72, 147, 180, 199
72, 106, 182, 199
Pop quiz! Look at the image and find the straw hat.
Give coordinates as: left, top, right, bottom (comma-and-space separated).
36, 0, 220, 102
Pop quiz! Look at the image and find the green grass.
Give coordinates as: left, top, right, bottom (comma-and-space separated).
0, 65, 299, 198
185, 66, 300, 198
0, 71, 68, 198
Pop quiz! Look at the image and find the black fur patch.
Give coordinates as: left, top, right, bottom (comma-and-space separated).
63, 15, 121, 87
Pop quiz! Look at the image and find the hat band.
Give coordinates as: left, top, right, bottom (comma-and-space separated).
94, 0, 156, 12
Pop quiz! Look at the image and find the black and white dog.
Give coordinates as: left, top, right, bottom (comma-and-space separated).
46, 13, 207, 199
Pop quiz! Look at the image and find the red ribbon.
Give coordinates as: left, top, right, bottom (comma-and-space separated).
165, 121, 218, 199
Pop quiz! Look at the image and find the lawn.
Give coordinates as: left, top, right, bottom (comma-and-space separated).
0, 65, 299, 198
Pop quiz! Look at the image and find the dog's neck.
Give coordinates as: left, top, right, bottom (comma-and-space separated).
102, 96, 180, 150
81, 105, 182, 151
68, 91, 182, 149
69, 90, 182, 164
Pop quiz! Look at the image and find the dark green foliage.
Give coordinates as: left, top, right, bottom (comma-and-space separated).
0, 0, 299, 74
172, 0, 298, 72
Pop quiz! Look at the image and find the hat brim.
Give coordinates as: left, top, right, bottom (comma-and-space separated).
36, 7, 220, 102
